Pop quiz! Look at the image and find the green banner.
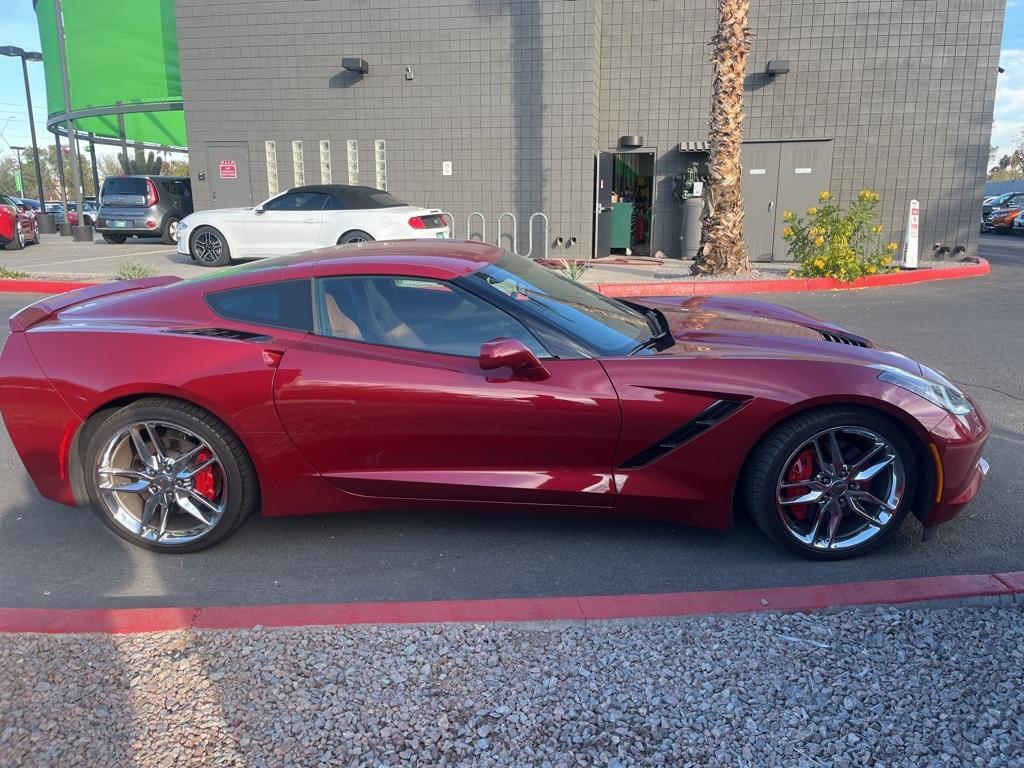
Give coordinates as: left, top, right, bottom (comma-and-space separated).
35, 0, 186, 148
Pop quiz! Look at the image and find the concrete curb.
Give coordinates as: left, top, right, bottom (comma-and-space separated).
2, 570, 1021, 635
0, 258, 990, 299
595, 258, 991, 298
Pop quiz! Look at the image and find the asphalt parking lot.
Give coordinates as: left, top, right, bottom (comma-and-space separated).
0, 235, 1020, 610
2, 231, 208, 280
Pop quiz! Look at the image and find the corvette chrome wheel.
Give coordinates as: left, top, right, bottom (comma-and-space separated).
775, 426, 906, 552
95, 420, 227, 546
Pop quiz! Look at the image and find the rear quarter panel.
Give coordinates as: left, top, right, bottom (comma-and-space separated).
23, 323, 340, 516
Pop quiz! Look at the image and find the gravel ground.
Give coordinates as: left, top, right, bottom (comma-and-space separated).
2, 604, 1023, 767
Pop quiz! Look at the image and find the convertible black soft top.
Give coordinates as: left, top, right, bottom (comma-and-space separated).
290, 184, 407, 209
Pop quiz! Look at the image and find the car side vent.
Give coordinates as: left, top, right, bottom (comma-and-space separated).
618, 399, 747, 470
165, 327, 272, 342
818, 330, 868, 348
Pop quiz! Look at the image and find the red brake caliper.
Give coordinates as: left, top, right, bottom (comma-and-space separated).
783, 448, 815, 521
193, 449, 217, 501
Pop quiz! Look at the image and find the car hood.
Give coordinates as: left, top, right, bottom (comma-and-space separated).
184, 207, 251, 223
640, 295, 922, 375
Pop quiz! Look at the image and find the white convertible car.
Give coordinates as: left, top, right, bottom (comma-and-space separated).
176, 184, 448, 266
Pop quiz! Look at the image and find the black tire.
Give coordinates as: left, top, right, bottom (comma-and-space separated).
102, 233, 128, 244
83, 397, 258, 553
190, 226, 231, 267
338, 230, 374, 245
742, 406, 916, 560
161, 216, 181, 245
3, 222, 25, 251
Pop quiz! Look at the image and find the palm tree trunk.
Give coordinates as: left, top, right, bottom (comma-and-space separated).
692, 0, 753, 275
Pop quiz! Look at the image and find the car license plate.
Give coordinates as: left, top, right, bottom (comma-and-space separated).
436, 232, 446, 239
112, 220, 129, 228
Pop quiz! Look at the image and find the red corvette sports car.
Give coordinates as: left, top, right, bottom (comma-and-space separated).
0, 242, 988, 558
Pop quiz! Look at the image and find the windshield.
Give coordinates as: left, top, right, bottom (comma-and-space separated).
462, 252, 655, 356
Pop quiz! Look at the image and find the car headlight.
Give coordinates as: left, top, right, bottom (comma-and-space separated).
876, 366, 974, 415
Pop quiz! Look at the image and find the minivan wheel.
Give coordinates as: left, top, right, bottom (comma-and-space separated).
102, 233, 128, 244
161, 217, 181, 245
3, 223, 25, 251
191, 226, 231, 267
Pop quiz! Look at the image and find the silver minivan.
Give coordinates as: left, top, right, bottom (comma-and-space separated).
96, 176, 193, 244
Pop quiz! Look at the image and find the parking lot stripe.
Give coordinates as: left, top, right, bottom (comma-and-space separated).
1, 571, 1021, 635
19, 249, 175, 269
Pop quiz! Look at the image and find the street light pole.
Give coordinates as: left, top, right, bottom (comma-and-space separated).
0, 45, 54, 232
53, 0, 91, 242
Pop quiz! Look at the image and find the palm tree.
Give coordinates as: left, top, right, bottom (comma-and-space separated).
692, 0, 754, 275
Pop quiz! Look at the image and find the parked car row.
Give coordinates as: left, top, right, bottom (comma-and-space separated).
981, 191, 1024, 233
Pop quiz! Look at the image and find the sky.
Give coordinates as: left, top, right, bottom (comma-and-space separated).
1, 1, 1022, 157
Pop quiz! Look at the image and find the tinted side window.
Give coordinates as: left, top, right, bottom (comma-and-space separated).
316, 276, 548, 358
264, 192, 329, 211
206, 280, 313, 332
323, 194, 345, 210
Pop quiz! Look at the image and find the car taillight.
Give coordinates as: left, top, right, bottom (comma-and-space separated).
145, 179, 160, 207
408, 214, 445, 230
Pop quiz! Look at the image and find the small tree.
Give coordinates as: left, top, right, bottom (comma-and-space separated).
692, 0, 754, 276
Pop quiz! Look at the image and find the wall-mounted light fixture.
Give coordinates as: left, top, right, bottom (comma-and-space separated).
342, 57, 369, 74
766, 60, 791, 76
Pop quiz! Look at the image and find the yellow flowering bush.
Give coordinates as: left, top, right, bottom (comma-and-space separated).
781, 189, 897, 281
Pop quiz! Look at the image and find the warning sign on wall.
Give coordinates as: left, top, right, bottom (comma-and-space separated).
219, 160, 237, 180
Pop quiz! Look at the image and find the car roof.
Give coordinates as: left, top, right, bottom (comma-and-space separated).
102, 175, 189, 181
184, 240, 504, 290
291, 184, 388, 196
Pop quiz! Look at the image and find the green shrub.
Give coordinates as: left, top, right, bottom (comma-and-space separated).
781, 190, 898, 282
115, 258, 157, 281
0, 266, 30, 279
555, 259, 590, 282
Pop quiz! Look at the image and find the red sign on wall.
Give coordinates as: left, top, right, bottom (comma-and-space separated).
219, 160, 237, 179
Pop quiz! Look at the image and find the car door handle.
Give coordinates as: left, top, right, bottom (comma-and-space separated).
302, 218, 318, 223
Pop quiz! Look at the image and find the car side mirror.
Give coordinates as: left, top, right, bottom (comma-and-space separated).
254, 206, 265, 214
479, 338, 550, 381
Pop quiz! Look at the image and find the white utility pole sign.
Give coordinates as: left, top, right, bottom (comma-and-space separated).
900, 199, 920, 269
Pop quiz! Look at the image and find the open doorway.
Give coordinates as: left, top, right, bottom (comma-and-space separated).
594, 151, 656, 258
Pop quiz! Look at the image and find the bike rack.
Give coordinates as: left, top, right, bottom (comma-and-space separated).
440, 211, 455, 238
495, 212, 517, 253
466, 212, 486, 242
520, 212, 549, 259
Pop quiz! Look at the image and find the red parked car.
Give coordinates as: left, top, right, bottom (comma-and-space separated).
0, 195, 40, 250
989, 206, 1023, 233
0, 242, 989, 558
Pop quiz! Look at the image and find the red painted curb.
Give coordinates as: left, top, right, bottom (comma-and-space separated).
0, 278, 99, 294
0, 258, 990, 299
2, 570, 1020, 635
595, 258, 991, 298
